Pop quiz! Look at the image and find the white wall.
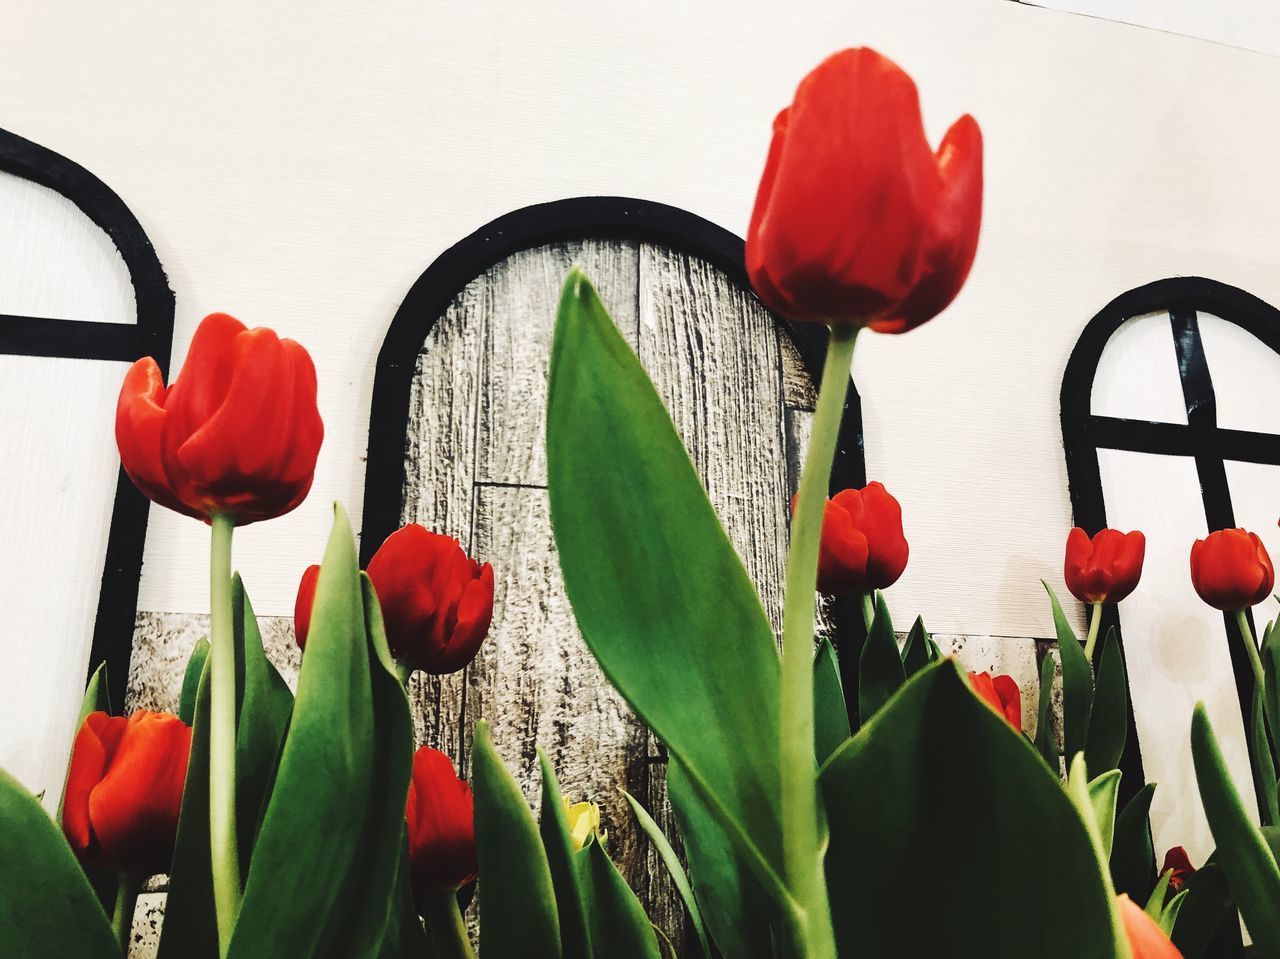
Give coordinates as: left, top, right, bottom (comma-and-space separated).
4, 0, 1280, 858
1022, 0, 1280, 58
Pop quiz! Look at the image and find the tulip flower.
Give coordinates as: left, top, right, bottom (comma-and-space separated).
746, 47, 983, 332
806, 482, 908, 600
295, 524, 494, 676
116, 312, 324, 526
406, 746, 477, 900
967, 672, 1021, 732
563, 797, 604, 851
62, 710, 192, 877
1117, 894, 1184, 958
1190, 529, 1274, 612
1065, 526, 1145, 658
1160, 846, 1194, 892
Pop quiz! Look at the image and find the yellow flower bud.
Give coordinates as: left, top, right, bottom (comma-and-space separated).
563, 797, 604, 851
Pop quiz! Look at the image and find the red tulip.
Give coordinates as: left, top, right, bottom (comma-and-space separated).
406, 746, 476, 900
746, 47, 983, 332
116, 312, 323, 525
1190, 529, 1274, 611
967, 672, 1021, 731
295, 524, 494, 674
62, 710, 192, 876
1117, 894, 1184, 958
1160, 846, 1195, 892
805, 481, 908, 595
1064, 527, 1145, 605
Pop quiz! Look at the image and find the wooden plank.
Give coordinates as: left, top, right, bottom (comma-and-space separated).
475, 240, 639, 487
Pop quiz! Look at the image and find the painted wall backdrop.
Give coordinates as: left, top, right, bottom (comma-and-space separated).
5, 0, 1280, 948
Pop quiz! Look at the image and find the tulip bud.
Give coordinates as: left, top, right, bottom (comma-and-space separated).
1160, 846, 1195, 892
563, 797, 604, 851
1190, 528, 1275, 611
746, 48, 982, 332
805, 481, 908, 596
116, 312, 324, 526
62, 710, 192, 877
1064, 527, 1145, 604
406, 747, 477, 901
967, 672, 1021, 732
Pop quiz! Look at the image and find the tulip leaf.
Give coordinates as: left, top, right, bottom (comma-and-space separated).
1171, 860, 1244, 959
1191, 702, 1280, 954
1263, 621, 1280, 754
578, 839, 661, 959
1043, 582, 1093, 765
1110, 782, 1156, 901
472, 721, 562, 959
1145, 868, 1173, 919
1088, 769, 1122, 859
1159, 889, 1189, 936
813, 639, 851, 765
546, 272, 788, 901
538, 751, 590, 959
621, 788, 711, 959
900, 616, 932, 677
79, 661, 111, 723
1085, 628, 1127, 773
0, 769, 119, 959
667, 757, 775, 959
378, 836, 430, 959
1252, 685, 1279, 827
821, 660, 1117, 956
229, 505, 405, 959
179, 638, 209, 726
1034, 652, 1060, 776
858, 593, 904, 723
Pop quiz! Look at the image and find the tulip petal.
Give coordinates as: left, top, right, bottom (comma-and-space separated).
816, 497, 871, 594
61, 711, 126, 858
116, 358, 203, 519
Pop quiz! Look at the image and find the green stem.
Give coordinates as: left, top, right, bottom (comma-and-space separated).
110, 873, 140, 956
423, 891, 475, 959
1083, 601, 1104, 662
209, 514, 241, 955
1236, 609, 1266, 689
395, 658, 413, 688
860, 592, 876, 632
780, 324, 856, 959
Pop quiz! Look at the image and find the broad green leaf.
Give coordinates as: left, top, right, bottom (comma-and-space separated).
1034, 652, 1060, 776
1263, 621, 1280, 751
1064, 755, 1130, 959
666, 757, 774, 959
1252, 685, 1279, 827
1191, 702, 1280, 953
1044, 582, 1093, 763
1110, 783, 1156, 901
1086, 629, 1127, 773
377, 836, 430, 959
1171, 861, 1244, 958
0, 768, 119, 958
179, 639, 209, 725
473, 721, 561, 959
621, 789, 711, 959
821, 661, 1118, 956
539, 751, 590, 959
900, 616, 932, 677
545, 271, 785, 895
813, 639, 851, 765
858, 594, 904, 723
1088, 769, 1122, 859
578, 840, 661, 959
228, 505, 387, 959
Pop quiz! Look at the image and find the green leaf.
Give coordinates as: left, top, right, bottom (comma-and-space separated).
79, 661, 111, 723
666, 757, 774, 959
621, 789, 711, 959
900, 616, 932, 677
1034, 652, 1060, 776
1088, 769, 1122, 859
578, 839, 661, 959
0, 768, 119, 958
539, 751, 590, 959
472, 721, 562, 959
1110, 783, 1156, 901
821, 660, 1118, 956
1064, 755, 1131, 959
1144, 868, 1172, 919
1263, 620, 1280, 754
1171, 861, 1243, 959
1252, 684, 1279, 827
229, 505, 404, 959
1086, 628, 1127, 773
1191, 702, 1280, 954
1159, 888, 1188, 936
545, 271, 786, 897
378, 835, 430, 959
1043, 582, 1093, 765
813, 639, 851, 765
858, 593, 904, 723
179, 638, 209, 725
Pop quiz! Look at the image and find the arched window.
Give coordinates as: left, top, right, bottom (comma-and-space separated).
1062, 276, 1280, 860
363, 197, 864, 946
0, 127, 174, 798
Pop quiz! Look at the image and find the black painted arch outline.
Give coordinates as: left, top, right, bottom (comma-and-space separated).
362, 196, 869, 700
0, 127, 175, 711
